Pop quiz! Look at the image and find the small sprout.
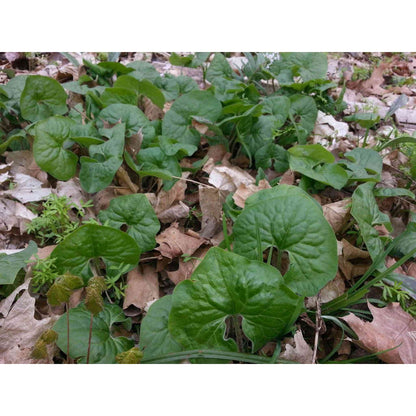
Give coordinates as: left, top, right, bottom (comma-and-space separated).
116, 347, 144, 364
85, 276, 107, 315
46, 273, 84, 306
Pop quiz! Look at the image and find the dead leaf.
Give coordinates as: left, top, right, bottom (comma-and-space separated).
199, 186, 227, 238
6, 150, 48, 185
123, 265, 159, 316
157, 201, 190, 224
347, 62, 391, 96
322, 199, 351, 233
0, 280, 58, 363
143, 96, 164, 120
55, 178, 90, 209
232, 179, 271, 209
338, 239, 371, 280
342, 303, 416, 363
0, 198, 37, 233
156, 222, 205, 259
93, 187, 117, 214
208, 165, 254, 192
166, 246, 209, 285
279, 170, 295, 186
279, 330, 314, 364
306, 272, 346, 308
155, 172, 189, 215
206, 145, 227, 163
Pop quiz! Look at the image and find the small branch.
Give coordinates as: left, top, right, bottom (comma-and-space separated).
170, 175, 215, 189
312, 292, 322, 364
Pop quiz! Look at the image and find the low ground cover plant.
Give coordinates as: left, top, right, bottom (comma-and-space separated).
1, 52, 416, 364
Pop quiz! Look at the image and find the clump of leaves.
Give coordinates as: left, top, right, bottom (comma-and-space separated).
31, 255, 60, 293
27, 194, 92, 246
375, 281, 416, 317
31, 329, 58, 360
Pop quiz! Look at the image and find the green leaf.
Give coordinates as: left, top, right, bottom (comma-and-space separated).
0, 75, 28, 113
127, 61, 160, 82
390, 222, 416, 259
169, 53, 195, 67
254, 142, 288, 172
20, 75, 68, 122
51, 224, 141, 282
162, 90, 222, 147
233, 185, 338, 296
270, 53, 328, 84
385, 94, 408, 120
116, 347, 144, 364
260, 95, 291, 130
288, 144, 349, 189
114, 76, 165, 108
97, 61, 133, 75
339, 147, 382, 182
0, 241, 37, 285
98, 194, 160, 252
139, 295, 183, 361
351, 182, 392, 260
206, 53, 235, 82
344, 112, 380, 129
169, 247, 303, 358
373, 187, 415, 199
158, 136, 198, 157
97, 103, 155, 140
136, 147, 182, 190
79, 124, 125, 193
286, 95, 318, 144
33, 116, 78, 181
53, 302, 133, 364
101, 87, 138, 106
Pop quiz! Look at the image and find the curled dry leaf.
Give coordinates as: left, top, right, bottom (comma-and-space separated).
157, 201, 190, 224
233, 179, 271, 209
0, 198, 37, 234
313, 110, 349, 140
166, 246, 209, 285
0, 280, 58, 363
322, 199, 351, 234
123, 265, 159, 316
338, 238, 371, 280
342, 303, 416, 364
143, 96, 164, 121
155, 222, 205, 259
279, 330, 314, 364
208, 165, 254, 192
199, 186, 227, 238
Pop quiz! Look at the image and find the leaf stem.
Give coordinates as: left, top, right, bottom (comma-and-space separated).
66, 302, 71, 364
232, 315, 244, 354
86, 312, 93, 364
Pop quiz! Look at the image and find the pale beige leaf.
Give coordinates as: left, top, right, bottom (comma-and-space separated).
6, 150, 48, 185
306, 272, 346, 308
157, 201, 190, 224
233, 179, 271, 208
279, 330, 314, 364
208, 165, 254, 192
123, 265, 159, 315
322, 199, 351, 233
0, 173, 52, 203
156, 222, 205, 259
155, 172, 189, 214
55, 178, 90, 209
342, 303, 416, 363
0, 198, 37, 233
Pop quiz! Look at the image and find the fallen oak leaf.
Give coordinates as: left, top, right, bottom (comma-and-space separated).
279, 330, 314, 364
233, 179, 271, 209
342, 302, 416, 364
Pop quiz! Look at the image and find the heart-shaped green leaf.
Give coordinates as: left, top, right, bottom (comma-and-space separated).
51, 224, 141, 282
101, 87, 138, 106
162, 90, 222, 147
139, 295, 183, 361
97, 103, 155, 140
168, 247, 303, 356
98, 193, 160, 252
287, 95, 318, 144
233, 185, 338, 296
339, 147, 382, 182
20, 75, 68, 122
126, 61, 161, 82
79, 124, 125, 193
288, 144, 349, 189
33, 116, 78, 180
53, 302, 133, 364
0, 241, 37, 285
0, 75, 28, 114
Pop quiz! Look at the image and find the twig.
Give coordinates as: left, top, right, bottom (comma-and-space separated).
170, 175, 215, 189
312, 292, 322, 364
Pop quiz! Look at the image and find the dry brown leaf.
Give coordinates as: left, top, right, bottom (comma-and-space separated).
208, 165, 254, 192
157, 201, 190, 224
342, 303, 416, 363
279, 330, 314, 364
123, 265, 159, 316
206, 145, 227, 163
199, 186, 227, 239
55, 178, 90, 209
143, 96, 164, 121
347, 62, 391, 96
305, 272, 346, 308
406, 262, 416, 279
322, 199, 351, 233
93, 187, 117, 214
279, 170, 295, 186
0, 280, 58, 363
232, 179, 271, 209
338, 238, 371, 280
0, 198, 37, 233
155, 172, 189, 215
6, 150, 48, 185
156, 222, 205, 259
166, 246, 209, 285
